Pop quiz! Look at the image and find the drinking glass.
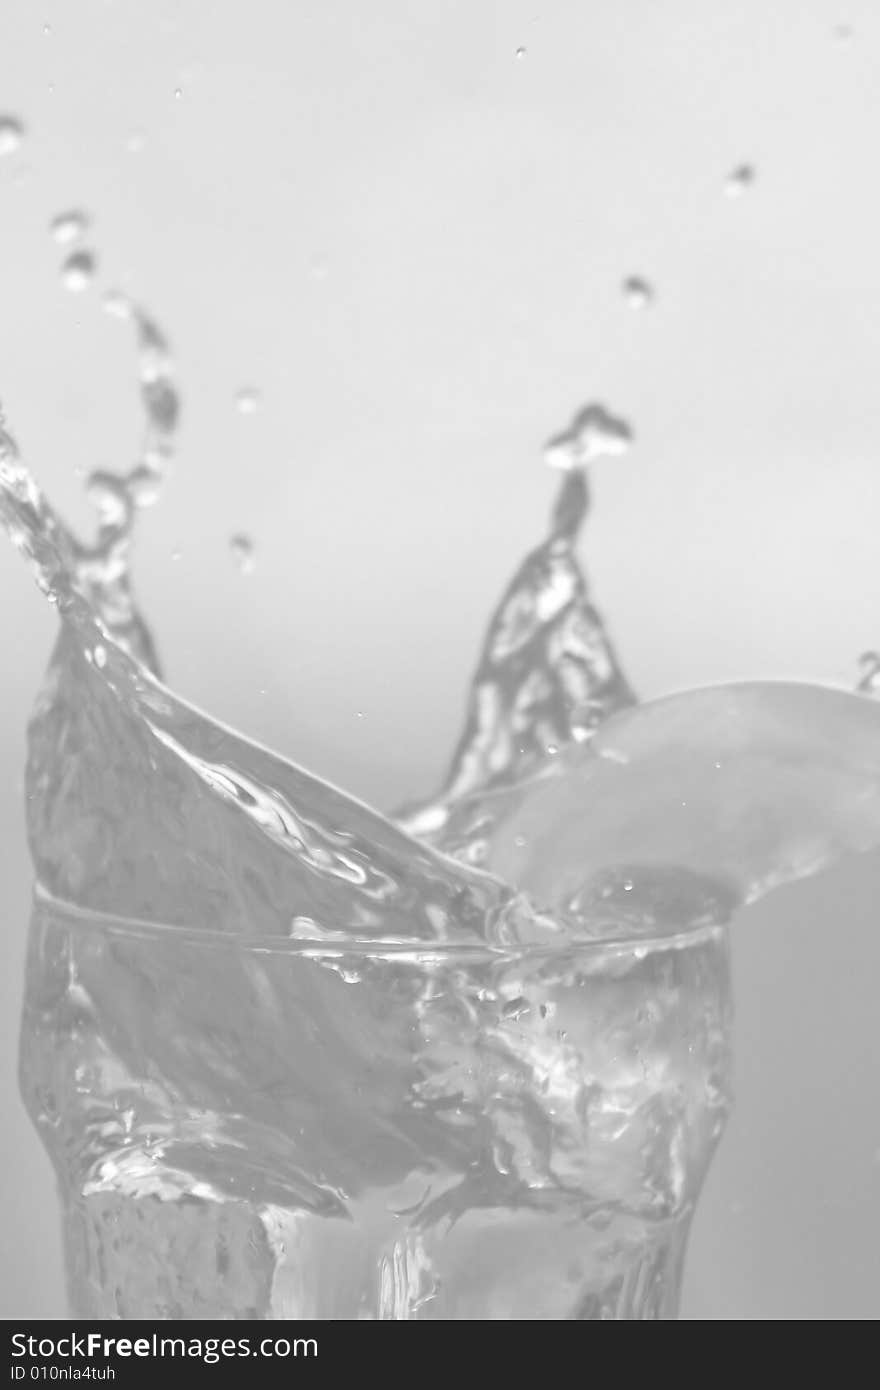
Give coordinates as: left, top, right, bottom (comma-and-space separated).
20, 887, 732, 1320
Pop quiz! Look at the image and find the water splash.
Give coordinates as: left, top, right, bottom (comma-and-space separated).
3, 193, 880, 956
1, 290, 178, 672
0, 301, 515, 943
399, 427, 635, 854
481, 681, 880, 931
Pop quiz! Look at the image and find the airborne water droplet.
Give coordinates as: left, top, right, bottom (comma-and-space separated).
235, 387, 261, 415
622, 275, 653, 309
102, 289, 131, 319
725, 163, 756, 198
543, 403, 633, 471
50, 210, 90, 245
61, 250, 96, 293
0, 115, 24, 157
230, 534, 255, 574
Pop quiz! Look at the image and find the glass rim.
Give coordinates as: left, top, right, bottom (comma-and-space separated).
31, 882, 726, 961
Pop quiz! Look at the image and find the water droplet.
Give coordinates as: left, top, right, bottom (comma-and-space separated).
126, 465, 163, 509
171, 549, 182, 562
622, 275, 653, 309
545, 743, 558, 756
355, 711, 365, 720
102, 288, 131, 319
0, 115, 24, 157
515, 46, 527, 60
230, 533, 255, 574
513, 835, 527, 849
61, 250, 96, 292
173, 87, 183, 101
543, 403, 633, 471
725, 163, 756, 198
43, 23, 52, 36
235, 387, 261, 415
93, 644, 107, 669
50, 209, 90, 245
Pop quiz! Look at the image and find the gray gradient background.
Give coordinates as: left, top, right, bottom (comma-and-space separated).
1, 0, 878, 1318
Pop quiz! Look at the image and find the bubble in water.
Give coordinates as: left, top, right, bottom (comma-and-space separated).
725, 163, 756, 198
235, 387, 261, 415
857, 651, 880, 695
229, 533, 255, 574
61, 250, 96, 293
50, 210, 90, 245
0, 115, 24, 157
622, 275, 653, 310
543, 403, 633, 471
